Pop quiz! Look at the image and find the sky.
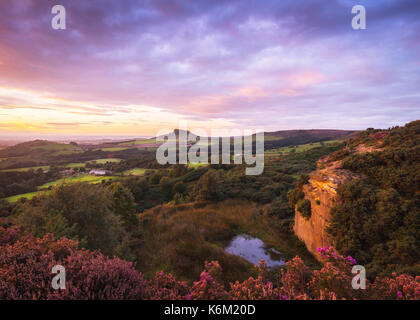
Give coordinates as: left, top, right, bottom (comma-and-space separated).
0, 0, 419, 138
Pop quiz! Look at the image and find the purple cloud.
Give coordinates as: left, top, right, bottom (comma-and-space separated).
0, 0, 419, 134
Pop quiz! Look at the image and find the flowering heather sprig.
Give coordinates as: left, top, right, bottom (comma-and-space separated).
187, 261, 230, 300
230, 261, 282, 300
0, 233, 150, 300
0, 225, 24, 245
310, 246, 366, 300
280, 256, 313, 299
150, 271, 190, 300
370, 273, 420, 300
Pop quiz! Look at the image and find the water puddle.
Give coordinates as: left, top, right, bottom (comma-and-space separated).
225, 234, 285, 267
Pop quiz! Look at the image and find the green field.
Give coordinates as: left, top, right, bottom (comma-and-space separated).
265, 140, 342, 154
87, 158, 122, 164
187, 162, 209, 168
67, 158, 121, 167
5, 190, 51, 203
3, 174, 120, 202
0, 166, 50, 172
38, 174, 119, 190
65, 163, 86, 168
30, 142, 82, 155
54, 150, 83, 156
123, 168, 147, 176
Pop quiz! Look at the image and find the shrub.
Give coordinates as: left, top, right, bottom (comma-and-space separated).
230, 261, 282, 300
108, 182, 137, 228
0, 233, 150, 300
287, 188, 304, 208
297, 199, 311, 220
12, 183, 128, 257
173, 181, 187, 194
195, 170, 222, 201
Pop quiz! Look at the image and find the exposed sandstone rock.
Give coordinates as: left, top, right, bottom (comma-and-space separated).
293, 142, 383, 261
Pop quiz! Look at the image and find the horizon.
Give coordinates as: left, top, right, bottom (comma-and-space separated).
0, 127, 363, 144
1, 1, 420, 136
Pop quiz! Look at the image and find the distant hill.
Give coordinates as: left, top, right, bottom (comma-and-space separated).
264, 129, 358, 139
140, 128, 358, 151
262, 129, 358, 150
0, 140, 81, 158
0, 140, 83, 170
0, 129, 359, 167
155, 129, 197, 141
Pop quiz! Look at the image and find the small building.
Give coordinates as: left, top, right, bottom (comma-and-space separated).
60, 169, 74, 175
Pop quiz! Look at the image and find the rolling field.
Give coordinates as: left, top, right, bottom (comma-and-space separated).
30, 142, 82, 155
123, 168, 147, 176
86, 158, 122, 164
37, 174, 119, 190
0, 166, 50, 172
265, 140, 342, 154
5, 190, 51, 203
3, 174, 120, 202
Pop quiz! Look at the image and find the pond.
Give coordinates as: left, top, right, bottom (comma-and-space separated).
225, 234, 285, 267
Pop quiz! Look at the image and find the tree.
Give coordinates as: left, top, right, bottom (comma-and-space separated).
108, 182, 138, 228
170, 164, 188, 178
173, 181, 187, 195
14, 183, 127, 257
159, 176, 173, 200
195, 170, 221, 201
123, 177, 149, 202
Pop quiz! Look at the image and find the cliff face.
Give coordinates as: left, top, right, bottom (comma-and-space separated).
293, 139, 385, 260
293, 157, 358, 261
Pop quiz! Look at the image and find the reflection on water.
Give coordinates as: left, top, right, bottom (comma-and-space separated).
225, 234, 285, 267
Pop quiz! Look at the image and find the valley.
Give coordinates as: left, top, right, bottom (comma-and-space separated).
0, 122, 418, 299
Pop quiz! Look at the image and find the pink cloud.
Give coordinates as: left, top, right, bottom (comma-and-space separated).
290, 71, 325, 88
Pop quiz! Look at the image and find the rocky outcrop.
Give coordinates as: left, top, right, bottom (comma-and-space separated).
293, 158, 358, 261
293, 140, 385, 260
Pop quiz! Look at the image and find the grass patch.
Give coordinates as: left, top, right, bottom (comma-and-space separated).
0, 166, 50, 172
37, 174, 119, 189
30, 142, 75, 152
265, 140, 342, 154
65, 163, 86, 168
187, 162, 209, 168
123, 168, 146, 176
4, 190, 51, 203
87, 158, 122, 164
30, 142, 82, 156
